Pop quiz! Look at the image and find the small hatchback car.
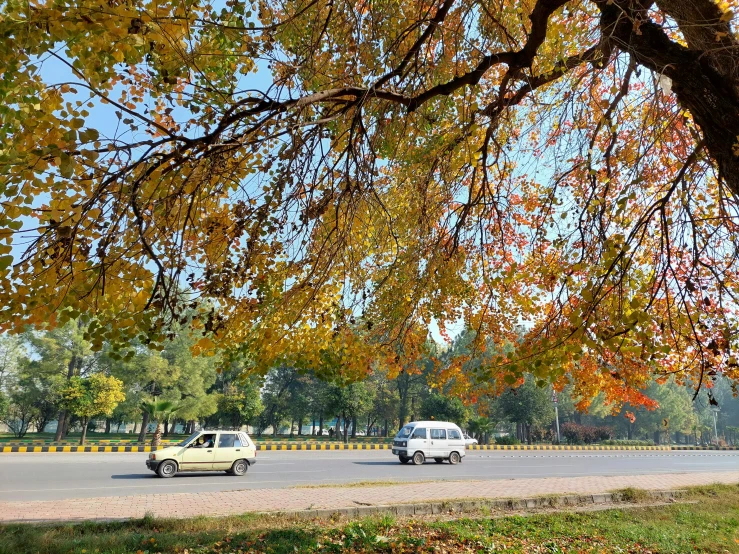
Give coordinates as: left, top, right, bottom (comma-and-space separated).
146, 430, 256, 478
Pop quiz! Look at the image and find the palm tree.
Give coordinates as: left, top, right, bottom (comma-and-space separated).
467, 416, 494, 445
142, 400, 178, 447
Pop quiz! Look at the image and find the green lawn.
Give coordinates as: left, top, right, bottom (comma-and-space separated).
1, 484, 737, 553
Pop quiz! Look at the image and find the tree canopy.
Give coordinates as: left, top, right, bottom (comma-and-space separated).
2, 0, 739, 406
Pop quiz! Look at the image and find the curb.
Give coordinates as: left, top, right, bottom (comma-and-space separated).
1, 443, 736, 453
251, 489, 687, 521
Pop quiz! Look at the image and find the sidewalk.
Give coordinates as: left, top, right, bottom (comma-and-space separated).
1, 471, 738, 523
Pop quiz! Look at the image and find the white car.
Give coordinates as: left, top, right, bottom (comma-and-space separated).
391, 421, 466, 465
464, 434, 478, 446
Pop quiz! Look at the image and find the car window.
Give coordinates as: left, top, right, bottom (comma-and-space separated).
430, 429, 447, 440
239, 433, 250, 447
218, 433, 238, 448
178, 431, 200, 446
448, 429, 461, 440
411, 428, 427, 439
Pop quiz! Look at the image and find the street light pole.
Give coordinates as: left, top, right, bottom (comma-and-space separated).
552, 391, 561, 444
711, 406, 720, 444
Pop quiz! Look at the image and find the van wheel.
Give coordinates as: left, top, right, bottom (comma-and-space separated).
231, 459, 248, 476
399, 455, 410, 464
412, 452, 425, 465
434, 458, 444, 463
156, 460, 177, 478
449, 451, 461, 465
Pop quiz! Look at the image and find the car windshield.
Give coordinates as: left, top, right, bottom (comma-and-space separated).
396, 425, 415, 439
178, 432, 201, 446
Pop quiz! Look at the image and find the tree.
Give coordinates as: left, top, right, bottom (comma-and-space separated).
467, 416, 494, 444
59, 374, 126, 445
141, 400, 178, 447
3, 0, 739, 407
209, 380, 264, 430
327, 381, 375, 443
497, 376, 554, 444
0, 389, 39, 438
420, 393, 469, 426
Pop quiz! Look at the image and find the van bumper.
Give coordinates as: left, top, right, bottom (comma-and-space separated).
391, 449, 408, 456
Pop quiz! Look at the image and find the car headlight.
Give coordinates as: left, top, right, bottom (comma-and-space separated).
401, 441, 407, 447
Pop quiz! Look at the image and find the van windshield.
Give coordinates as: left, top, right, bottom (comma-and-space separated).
396, 425, 415, 439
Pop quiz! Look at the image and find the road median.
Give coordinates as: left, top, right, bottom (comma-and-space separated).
2, 442, 737, 453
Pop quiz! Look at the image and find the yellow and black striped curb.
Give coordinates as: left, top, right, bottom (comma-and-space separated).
1, 443, 736, 453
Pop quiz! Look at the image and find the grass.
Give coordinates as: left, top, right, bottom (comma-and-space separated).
1, 484, 738, 553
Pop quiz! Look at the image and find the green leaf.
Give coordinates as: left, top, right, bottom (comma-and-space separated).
0, 255, 13, 270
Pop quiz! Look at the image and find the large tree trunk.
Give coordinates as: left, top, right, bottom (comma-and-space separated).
163, 420, 169, 437
79, 417, 89, 445
138, 411, 149, 443
342, 412, 349, 444
152, 422, 162, 447
53, 411, 66, 441
351, 416, 357, 438
598, 0, 739, 194
318, 414, 324, 435
105, 419, 111, 434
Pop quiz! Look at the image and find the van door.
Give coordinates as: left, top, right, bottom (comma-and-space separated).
409, 427, 430, 456
447, 428, 465, 454
430, 428, 448, 458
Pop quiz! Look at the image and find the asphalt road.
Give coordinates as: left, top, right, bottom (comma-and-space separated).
0, 450, 737, 501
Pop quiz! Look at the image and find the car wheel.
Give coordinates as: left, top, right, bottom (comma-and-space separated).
434, 458, 444, 463
399, 455, 410, 464
412, 451, 425, 465
231, 459, 248, 476
156, 460, 177, 478
449, 451, 461, 465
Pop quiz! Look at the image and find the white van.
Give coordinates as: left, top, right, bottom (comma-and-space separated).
392, 421, 466, 465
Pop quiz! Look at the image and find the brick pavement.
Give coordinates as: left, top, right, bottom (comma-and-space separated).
1, 471, 737, 523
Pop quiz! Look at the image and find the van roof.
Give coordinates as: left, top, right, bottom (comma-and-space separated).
405, 421, 460, 428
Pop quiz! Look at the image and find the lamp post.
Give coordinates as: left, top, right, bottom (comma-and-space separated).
552, 391, 561, 444
711, 405, 720, 445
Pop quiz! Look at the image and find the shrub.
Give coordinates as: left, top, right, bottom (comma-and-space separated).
561, 422, 614, 444
494, 435, 520, 445
601, 439, 656, 447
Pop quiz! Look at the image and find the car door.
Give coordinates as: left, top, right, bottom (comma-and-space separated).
430, 429, 448, 457
180, 434, 216, 470
213, 432, 245, 470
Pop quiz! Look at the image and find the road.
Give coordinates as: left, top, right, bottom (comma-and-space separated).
0, 450, 736, 501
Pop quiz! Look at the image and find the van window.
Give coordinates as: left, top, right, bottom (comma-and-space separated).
397, 425, 415, 438
448, 429, 461, 440
430, 429, 447, 440
411, 428, 427, 439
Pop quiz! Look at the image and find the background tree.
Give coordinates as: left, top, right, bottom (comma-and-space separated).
497, 377, 554, 444
142, 400, 178, 447
420, 393, 469, 426
59, 374, 126, 445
